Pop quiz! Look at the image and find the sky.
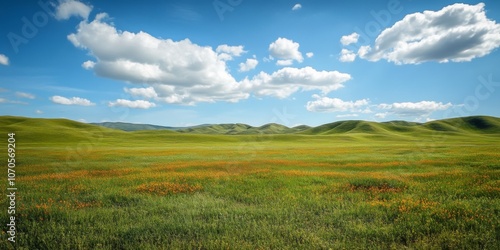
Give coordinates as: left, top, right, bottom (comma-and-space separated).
1, 0, 499, 127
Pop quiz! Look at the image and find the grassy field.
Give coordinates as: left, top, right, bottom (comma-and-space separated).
1, 116, 500, 249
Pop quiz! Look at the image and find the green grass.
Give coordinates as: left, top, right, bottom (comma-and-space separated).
0, 116, 499, 249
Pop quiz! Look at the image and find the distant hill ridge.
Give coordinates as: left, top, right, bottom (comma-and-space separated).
2, 116, 500, 137
89, 121, 312, 134
90, 122, 178, 131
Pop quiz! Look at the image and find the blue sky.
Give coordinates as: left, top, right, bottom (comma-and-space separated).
1, 0, 499, 127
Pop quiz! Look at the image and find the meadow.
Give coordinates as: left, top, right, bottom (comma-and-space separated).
1, 116, 499, 249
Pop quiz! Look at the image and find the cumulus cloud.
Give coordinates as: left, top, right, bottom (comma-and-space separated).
306, 95, 369, 112
340, 32, 359, 46
68, 14, 353, 105
216, 44, 246, 61
359, 3, 500, 64
306, 96, 454, 120
15, 92, 35, 99
306, 52, 314, 58
378, 101, 452, 116
68, 13, 249, 105
0, 54, 9, 66
55, 0, 92, 20
276, 59, 293, 66
242, 67, 351, 99
237, 66, 351, 99
35, 110, 43, 114
239, 58, 258, 72
292, 4, 302, 11
108, 99, 156, 109
82, 60, 95, 69
339, 49, 356, 62
124, 87, 158, 99
269, 37, 304, 65
150, 82, 247, 105
50, 95, 95, 106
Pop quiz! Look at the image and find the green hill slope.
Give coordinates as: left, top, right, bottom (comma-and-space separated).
90, 122, 175, 131
0, 116, 125, 144
87, 116, 500, 136
177, 123, 253, 134
437, 116, 500, 133
300, 120, 390, 135
299, 116, 500, 136
177, 123, 308, 135
380, 121, 421, 133
1, 116, 499, 145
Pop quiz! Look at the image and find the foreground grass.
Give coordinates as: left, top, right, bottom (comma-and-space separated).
1, 133, 499, 249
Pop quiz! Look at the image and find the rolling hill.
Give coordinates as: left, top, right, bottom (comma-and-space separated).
90, 122, 177, 131
426, 116, 500, 133
175, 123, 308, 135
1, 116, 499, 143
0, 116, 126, 144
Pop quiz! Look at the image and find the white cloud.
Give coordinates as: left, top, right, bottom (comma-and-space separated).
0, 54, 9, 66
50, 95, 95, 106
339, 49, 356, 62
242, 67, 352, 99
35, 110, 43, 114
378, 101, 452, 117
82, 60, 95, 69
216, 44, 246, 61
306, 52, 314, 58
306, 95, 369, 112
55, 0, 92, 20
340, 32, 359, 46
108, 99, 156, 109
276, 59, 294, 66
307, 98, 454, 119
68, 13, 248, 105
239, 58, 258, 72
216, 44, 245, 56
0, 98, 27, 105
68, 13, 352, 105
269, 37, 304, 65
292, 4, 302, 11
359, 3, 500, 64
124, 87, 158, 99
15, 92, 35, 99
